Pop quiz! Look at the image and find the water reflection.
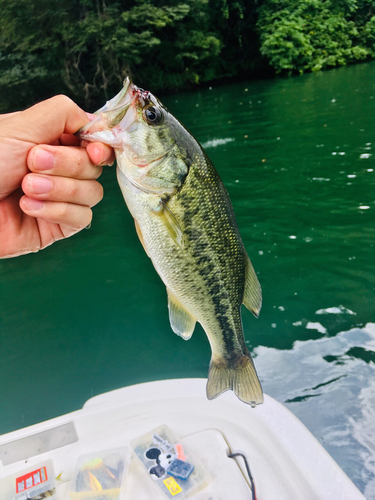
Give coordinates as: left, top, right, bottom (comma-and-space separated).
254, 322, 375, 497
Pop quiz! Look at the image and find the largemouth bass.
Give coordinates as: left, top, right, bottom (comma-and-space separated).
78, 78, 263, 406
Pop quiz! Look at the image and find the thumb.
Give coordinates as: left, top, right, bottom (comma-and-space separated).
4, 95, 90, 145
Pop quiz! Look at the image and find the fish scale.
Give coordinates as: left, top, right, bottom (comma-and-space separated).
78, 78, 263, 406
170, 159, 244, 349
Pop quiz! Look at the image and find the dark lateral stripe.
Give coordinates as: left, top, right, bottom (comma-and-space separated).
192, 245, 238, 355
176, 156, 245, 358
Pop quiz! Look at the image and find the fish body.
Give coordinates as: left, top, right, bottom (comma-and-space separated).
78, 79, 263, 406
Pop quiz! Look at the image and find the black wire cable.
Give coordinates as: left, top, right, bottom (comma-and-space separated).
228, 451, 257, 500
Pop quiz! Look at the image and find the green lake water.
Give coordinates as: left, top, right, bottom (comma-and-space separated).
1, 62, 375, 496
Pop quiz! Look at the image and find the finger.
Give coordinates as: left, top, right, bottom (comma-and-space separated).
86, 142, 115, 166
59, 134, 81, 147
4, 95, 89, 144
27, 145, 103, 180
22, 174, 103, 208
20, 196, 93, 231
0, 111, 21, 121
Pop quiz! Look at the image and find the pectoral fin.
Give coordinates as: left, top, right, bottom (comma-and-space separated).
167, 288, 196, 340
154, 201, 184, 247
134, 219, 151, 258
243, 253, 262, 318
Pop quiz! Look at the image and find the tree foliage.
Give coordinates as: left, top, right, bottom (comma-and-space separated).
0, 0, 374, 112
0, 0, 225, 111
256, 0, 375, 73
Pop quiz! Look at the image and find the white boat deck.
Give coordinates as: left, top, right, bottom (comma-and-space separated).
0, 379, 366, 499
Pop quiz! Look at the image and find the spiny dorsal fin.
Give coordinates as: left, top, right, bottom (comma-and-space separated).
243, 253, 262, 318
167, 288, 196, 340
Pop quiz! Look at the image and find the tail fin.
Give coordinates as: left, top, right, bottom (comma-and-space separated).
206, 355, 263, 407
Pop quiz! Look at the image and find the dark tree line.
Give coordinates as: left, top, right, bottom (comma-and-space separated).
0, 0, 374, 112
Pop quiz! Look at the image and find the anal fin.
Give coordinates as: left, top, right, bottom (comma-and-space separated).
206, 354, 263, 406
167, 288, 196, 341
243, 253, 262, 318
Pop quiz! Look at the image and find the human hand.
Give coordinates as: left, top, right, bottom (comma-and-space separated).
0, 95, 115, 258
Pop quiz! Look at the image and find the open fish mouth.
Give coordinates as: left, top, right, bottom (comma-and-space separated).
95, 77, 133, 116
77, 77, 137, 143
76, 77, 164, 147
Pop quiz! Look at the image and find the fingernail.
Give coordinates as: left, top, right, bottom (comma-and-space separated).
98, 155, 115, 167
28, 176, 52, 194
35, 149, 54, 170
93, 146, 111, 167
22, 198, 44, 211
98, 159, 115, 167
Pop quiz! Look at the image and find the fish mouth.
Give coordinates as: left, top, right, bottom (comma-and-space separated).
76, 79, 158, 145
76, 77, 136, 144
95, 76, 133, 117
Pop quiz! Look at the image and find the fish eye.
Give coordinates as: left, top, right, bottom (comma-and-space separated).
143, 106, 163, 125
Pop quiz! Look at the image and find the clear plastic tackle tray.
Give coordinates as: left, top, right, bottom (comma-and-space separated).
67, 447, 129, 500
129, 425, 208, 499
